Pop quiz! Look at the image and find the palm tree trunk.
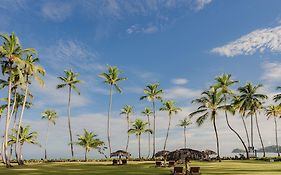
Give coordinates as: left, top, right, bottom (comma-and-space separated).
184, 127, 187, 148
251, 114, 254, 149
19, 144, 23, 165
147, 115, 151, 159
241, 116, 250, 148
225, 110, 249, 159
85, 149, 88, 162
44, 121, 50, 160
163, 114, 171, 150
15, 77, 29, 165
255, 113, 265, 157
4, 75, 12, 167
213, 116, 221, 162
125, 115, 130, 152
2, 142, 5, 164
138, 135, 141, 159
68, 86, 74, 159
107, 85, 113, 156
12, 108, 19, 160
9, 94, 18, 161
152, 100, 156, 159
274, 117, 280, 157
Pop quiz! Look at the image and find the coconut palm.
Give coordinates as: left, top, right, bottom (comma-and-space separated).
160, 100, 182, 150
237, 83, 267, 157
178, 117, 192, 148
141, 107, 153, 158
140, 83, 163, 158
9, 125, 40, 165
189, 87, 224, 161
273, 86, 281, 104
0, 32, 36, 167
128, 119, 152, 159
99, 65, 127, 155
75, 129, 104, 161
214, 74, 249, 159
265, 105, 281, 157
41, 109, 58, 160
57, 69, 81, 159
120, 105, 133, 152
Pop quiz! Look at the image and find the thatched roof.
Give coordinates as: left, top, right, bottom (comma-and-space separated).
167, 148, 204, 161
110, 150, 130, 158
203, 149, 216, 155
155, 150, 170, 158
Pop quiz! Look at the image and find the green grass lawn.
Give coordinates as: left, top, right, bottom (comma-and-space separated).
0, 160, 280, 175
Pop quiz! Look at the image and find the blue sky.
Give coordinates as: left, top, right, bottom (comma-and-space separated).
1, 0, 281, 159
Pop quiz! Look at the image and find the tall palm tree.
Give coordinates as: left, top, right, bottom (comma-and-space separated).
0, 32, 36, 167
237, 83, 267, 157
140, 83, 163, 158
41, 109, 58, 160
178, 117, 192, 148
75, 129, 104, 161
99, 65, 127, 155
189, 87, 224, 161
9, 125, 40, 165
273, 86, 281, 103
120, 105, 133, 152
141, 107, 153, 158
160, 100, 181, 150
265, 105, 281, 157
214, 74, 249, 159
128, 119, 152, 159
57, 69, 81, 159
15, 55, 44, 165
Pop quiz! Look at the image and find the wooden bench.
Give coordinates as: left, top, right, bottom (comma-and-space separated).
155, 161, 162, 167
168, 161, 175, 167
172, 166, 184, 175
112, 159, 118, 165
189, 167, 201, 175
122, 159, 127, 165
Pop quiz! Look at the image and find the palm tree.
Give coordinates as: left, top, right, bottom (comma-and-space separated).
128, 119, 152, 159
0, 32, 36, 167
140, 83, 163, 158
273, 86, 281, 103
189, 87, 224, 161
41, 109, 58, 160
120, 105, 133, 152
141, 107, 153, 158
214, 74, 249, 159
265, 105, 281, 157
160, 100, 182, 150
75, 129, 104, 161
237, 83, 267, 157
15, 55, 44, 165
57, 69, 81, 159
9, 125, 40, 165
178, 117, 192, 148
99, 65, 127, 155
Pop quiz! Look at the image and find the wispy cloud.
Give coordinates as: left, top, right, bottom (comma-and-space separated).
165, 86, 201, 100
194, 0, 212, 11
171, 78, 188, 85
41, 1, 73, 22
262, 61, 281, 82
127, 24, 159, 34
212, 25, 281, 57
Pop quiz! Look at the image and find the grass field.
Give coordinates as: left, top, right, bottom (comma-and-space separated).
0, 160, 280, 175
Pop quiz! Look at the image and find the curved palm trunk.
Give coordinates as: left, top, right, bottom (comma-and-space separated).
225, 111, 249, 159
163, 114, 172, 150
152, 100, 156, 159
250, 115, 254, 149
44, 121, 50, 160
274, 117, 280, 157
146, 115, 151, 159
68, 86, 74, 159
241, 116, 250, 148
15, 78, 29, 165
125, 115, 130, 152
138, 135, 141, 159
213, 116, 221, 162
4, 76, 12, 167
184, 127, 187, 148
9, 93, 18, 161
107, 85, 113, 156
255, 113, 265, 157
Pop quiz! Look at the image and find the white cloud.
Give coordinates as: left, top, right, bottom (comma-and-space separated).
165, 86, 201, 100
127, 24, 158, 34
42, 2, 72, 22
262, 62, 281, 82
171, 78, 188, 85
212, 25, 281, 57
194, 0, 212, 11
